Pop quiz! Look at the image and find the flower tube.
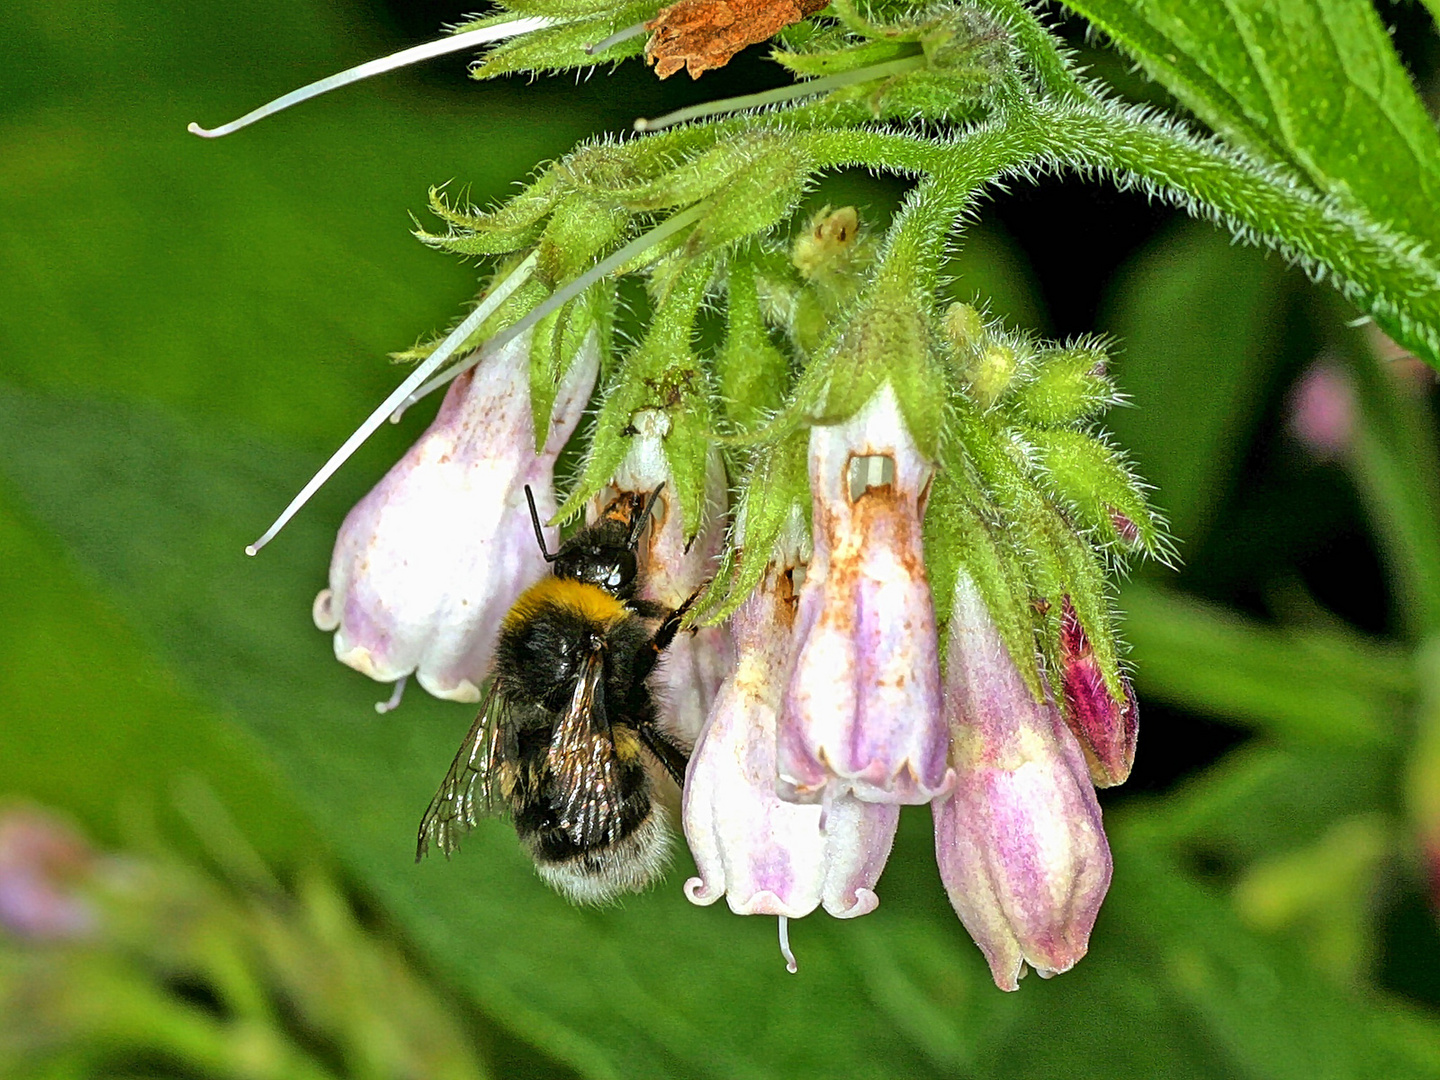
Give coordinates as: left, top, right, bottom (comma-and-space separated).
934, 572, 1112, 991
313, 331, 597, 703
684, 515, 900, 923
777, 383, 950, 804
595, 408, 734, 741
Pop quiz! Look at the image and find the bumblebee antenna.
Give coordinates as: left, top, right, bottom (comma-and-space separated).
524, 485, 559, 562
628, 483, 666, 550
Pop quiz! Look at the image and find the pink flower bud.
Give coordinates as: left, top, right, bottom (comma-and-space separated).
777, 384, 950, 804
934, 573, 1112, 991
1059, 598, 1138, 788
0, 809, 96, 940
683, 521, 899, 920
314, 333, 597, 703
1288, 361, 1355, 461
595, 409, 734, 741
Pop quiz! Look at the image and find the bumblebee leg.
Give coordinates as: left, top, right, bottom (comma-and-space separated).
636, 723, 689, 786
634, 589, 701, 682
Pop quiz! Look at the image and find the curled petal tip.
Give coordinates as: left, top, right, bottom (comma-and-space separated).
824, 886, 879, 920
683, 875, 723, 906
312, 589, 339, 631
414, 671, 483, 704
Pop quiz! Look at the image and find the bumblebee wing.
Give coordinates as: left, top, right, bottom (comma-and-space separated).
546, 649, 625, 848
415, 679, 509, 861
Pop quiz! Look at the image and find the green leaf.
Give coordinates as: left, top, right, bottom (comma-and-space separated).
1119, 581, 1412, 745
1057, 0, 1440, 256
1345, 336, 1440, 638
0, 484, 319, 864
1106, 824, 1440, 1080
1133, 741, 1391, 862
1102, 219, 1289, 544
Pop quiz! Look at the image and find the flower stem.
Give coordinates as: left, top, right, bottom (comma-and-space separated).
800, 103, 1440, 368
633, 55, 926, 132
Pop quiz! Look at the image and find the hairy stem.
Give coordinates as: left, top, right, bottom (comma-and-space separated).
800, 102, 1440, 368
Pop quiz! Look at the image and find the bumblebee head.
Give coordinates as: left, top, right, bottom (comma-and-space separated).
524, 485, 662, 600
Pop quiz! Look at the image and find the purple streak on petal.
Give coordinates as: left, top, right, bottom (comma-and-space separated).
936, 573, 1113, 991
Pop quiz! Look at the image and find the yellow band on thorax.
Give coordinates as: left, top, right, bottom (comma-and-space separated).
503, 577, 629, 631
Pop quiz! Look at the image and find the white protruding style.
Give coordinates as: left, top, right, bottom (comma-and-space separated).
244, 253, 536, 556
188, 18, 555, 139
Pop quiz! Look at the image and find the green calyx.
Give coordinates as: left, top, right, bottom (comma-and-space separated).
772, 0, 1018, 122
557, 256, 718, 535
716, 259, 792, 430
461, 1, 661, 78
932, 302, 1167, 699
696, 430, 811, 626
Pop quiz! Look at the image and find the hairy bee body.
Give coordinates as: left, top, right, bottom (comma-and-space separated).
417, 491, 691, 904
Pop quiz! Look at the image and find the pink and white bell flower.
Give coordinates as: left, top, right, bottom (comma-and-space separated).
683, 514, 899, 971
776, 383, 950, 805
313, 332, 598, 705
934, 572, 1113, 991
594, 409, 734, 742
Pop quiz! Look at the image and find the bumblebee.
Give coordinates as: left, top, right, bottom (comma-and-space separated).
416, 485, 692, 903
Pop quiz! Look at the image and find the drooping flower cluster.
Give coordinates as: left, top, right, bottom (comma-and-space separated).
290, 187, 1162, 987
205, 1, 1168, 991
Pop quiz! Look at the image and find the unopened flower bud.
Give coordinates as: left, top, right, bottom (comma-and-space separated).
684, 519, 899, 921
778, 384, 950, 805
595, 409, 734, 740
314, 331, 598, 703
970, 343, 1018, 408
934, 573, 1112, 991
1059, 599, 1138, 788
1288, 360, 1355, 460
942, 302, 986, 352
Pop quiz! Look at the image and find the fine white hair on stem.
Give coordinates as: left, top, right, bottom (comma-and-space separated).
390, 201, 707, 419
188, 16, 555, 138
244, 251, 538, 556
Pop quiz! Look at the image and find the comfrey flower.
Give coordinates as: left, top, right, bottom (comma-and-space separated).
314, 331, 598, 705
934, 573, 1112, 991
777, 382, 951, 805
592, 409, 735, 741
684, 511, 900, 968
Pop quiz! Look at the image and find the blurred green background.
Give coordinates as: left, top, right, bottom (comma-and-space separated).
5, 1, 1440, 1077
